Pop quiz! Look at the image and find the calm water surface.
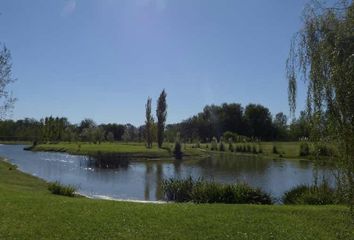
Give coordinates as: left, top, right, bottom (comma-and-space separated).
0, 144, 334, 202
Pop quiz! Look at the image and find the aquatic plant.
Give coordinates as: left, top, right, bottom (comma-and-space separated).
48, 181, 76, 197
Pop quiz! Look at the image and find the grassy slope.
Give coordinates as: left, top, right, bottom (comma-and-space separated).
197, 141, 313, 160
31, 141, 303, 159
0, 159, 352, 240
30, 142, 205, 159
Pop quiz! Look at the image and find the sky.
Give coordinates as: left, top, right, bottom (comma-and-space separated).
0, 0, 311, 126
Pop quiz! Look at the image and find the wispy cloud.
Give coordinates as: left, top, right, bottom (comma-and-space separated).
61, 0, 77, 17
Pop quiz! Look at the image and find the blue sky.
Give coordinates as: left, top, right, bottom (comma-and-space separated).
0, 0, 310, 126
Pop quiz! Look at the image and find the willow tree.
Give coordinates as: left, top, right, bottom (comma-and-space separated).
145, 97, 154, 148
156, 89, 167, 148
286, 1, 354, 208
0, 45, 16, 119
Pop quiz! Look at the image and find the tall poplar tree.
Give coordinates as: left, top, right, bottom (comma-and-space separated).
145, 97, 154, 148
156, 89, 167, 148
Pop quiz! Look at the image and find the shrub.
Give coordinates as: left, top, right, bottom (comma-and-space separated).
252, 145, 257, 154
48, 181, 76, 197
162, 178, 272, 204
272, 145, 278, 154
299, 142, 310, 156
228, 140, 234, 152
246, 145, 251, 153
211, 137, 218, 151
219, 137, 225, 152
314, 144, 334, 157
173, 133, 183, 160
162, 177, 194, 202
283, 183, 336, 205
173, 141, 183, 160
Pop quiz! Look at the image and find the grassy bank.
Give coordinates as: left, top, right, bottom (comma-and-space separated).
195, 141, 324, 160
29, 142, 205, 160
0, 159, 352, 239
29, 141, 311, 161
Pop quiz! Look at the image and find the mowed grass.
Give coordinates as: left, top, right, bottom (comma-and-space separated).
191, 141, 309, 159
31, 142, 206, 159
0, 159, 353, 240
32, 142, 171, 157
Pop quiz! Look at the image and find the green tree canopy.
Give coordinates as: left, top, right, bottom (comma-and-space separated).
286, 0, 354, 208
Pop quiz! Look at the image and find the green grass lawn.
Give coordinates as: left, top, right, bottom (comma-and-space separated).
30, 142, 206, 159
0, 159, 352, 239
190, 141, 310, 160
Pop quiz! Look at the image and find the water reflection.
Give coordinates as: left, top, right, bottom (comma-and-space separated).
0, 145, 335, 201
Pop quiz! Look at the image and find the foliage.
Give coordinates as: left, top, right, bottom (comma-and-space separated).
156, 89, 167, 148
219, 137, 225, 151
299, 142, 310, 156
283, 183, 337, 205
175, 103, 289, 142
0, 45, 16, 119
244, 104, 273, 140
211, 137, 218, 151
173, 132, 183, 160
48, 181, 76, 197
106, 132, 114, 142
228, 138, 234, 152
101, 123, 125, 141
162, 177, 272, 204
286, 0, 354, 208
145, 97, 154, 148
272, 145, 278, 154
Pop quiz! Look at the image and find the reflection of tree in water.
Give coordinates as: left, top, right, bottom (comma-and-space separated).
87, 153, 130, 169
144, 163, 152, 200
173, 160, 182, 177
195, 154, 272, 176
155, 163, 164, 200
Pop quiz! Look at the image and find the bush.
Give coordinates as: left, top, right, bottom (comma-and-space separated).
48, 181, 76, 197
173, 141, 183, 160
252, 145, 257, 154
272, 145, 278, 154
283, 183, 336, 205
162, 177, 194, 202
162, 178, 272, 204
299, 142, 310, 156
314, 144, 333, 157
219, 138, 225, 152
228, 142, 234, 152
211, 137, 218, 151
246, 145, 251, 153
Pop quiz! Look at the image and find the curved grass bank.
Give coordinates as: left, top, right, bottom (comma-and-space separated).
28, 141, 326, 162
27, 142, 206, 160
0, 159, 352, 239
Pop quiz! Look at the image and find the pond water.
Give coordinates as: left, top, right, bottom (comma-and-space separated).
0, 144, 334, 202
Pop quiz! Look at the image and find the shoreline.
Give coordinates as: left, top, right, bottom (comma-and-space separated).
3, 141, 315, 162
0, 157, 168, 204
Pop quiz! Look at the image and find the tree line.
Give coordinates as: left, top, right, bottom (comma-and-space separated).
0, 102, 310, 144
165, 103, 310, 143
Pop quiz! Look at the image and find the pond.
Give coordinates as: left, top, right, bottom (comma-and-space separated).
0, 144, 334, 202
